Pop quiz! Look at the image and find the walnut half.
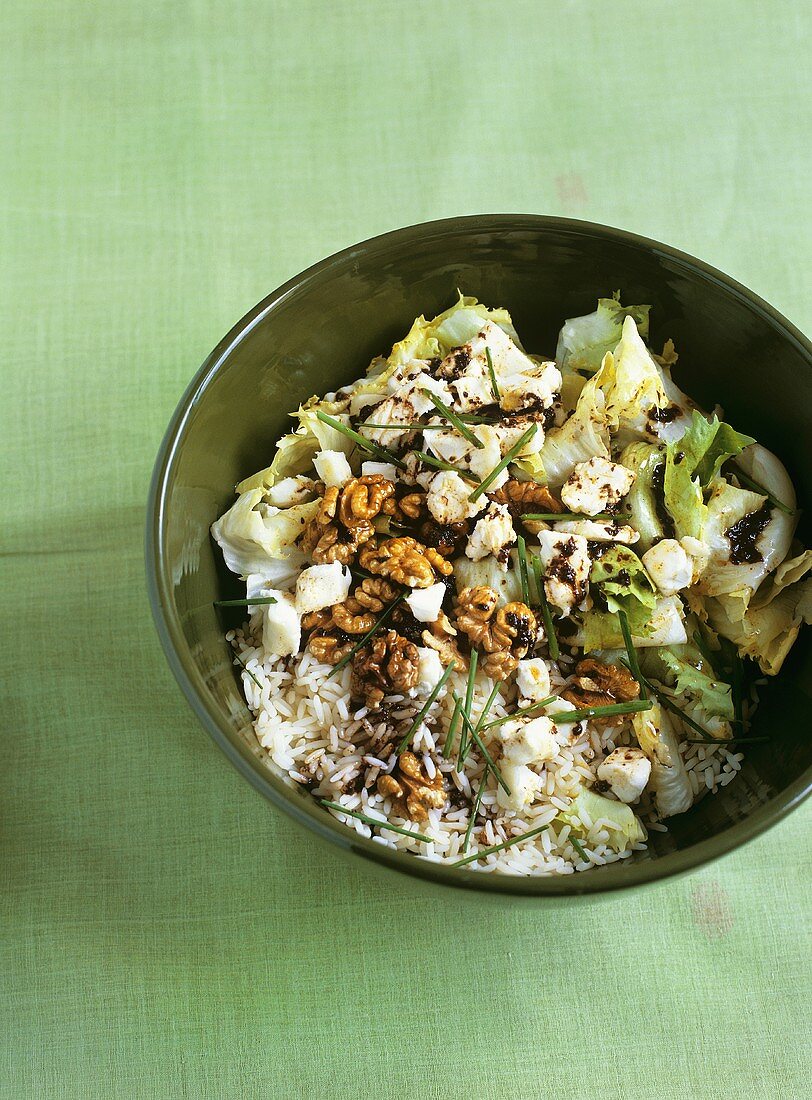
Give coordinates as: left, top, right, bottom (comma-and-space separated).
350, 629, 419, 707
377, 752, 445, 822
561, 658, 640, 719
358, 536, 453, 589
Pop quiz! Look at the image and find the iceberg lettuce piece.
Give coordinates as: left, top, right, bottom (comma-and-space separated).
452, 553, 523, 607
705, 550, 812, 674
658, 650, 734, 720
580, 595, 687, 651
632, 703, 693, 818
211, 489, 320, 578
385, 293, 521, 371
536, 370, 610, 487
559, 787, 646, 851
618, 442, 669, 551
590, 545, 657, 635
555, 296, 650, 376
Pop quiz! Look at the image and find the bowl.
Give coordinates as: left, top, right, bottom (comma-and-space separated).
146, 215, 812, 897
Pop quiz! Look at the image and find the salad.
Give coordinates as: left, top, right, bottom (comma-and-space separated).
210, 294, 811, 875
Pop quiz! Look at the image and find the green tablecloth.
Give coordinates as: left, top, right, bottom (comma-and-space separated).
3, 2, 810, 1096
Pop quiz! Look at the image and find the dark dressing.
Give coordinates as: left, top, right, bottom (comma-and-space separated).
726, 504, 773, 564
650, 459, 677, 539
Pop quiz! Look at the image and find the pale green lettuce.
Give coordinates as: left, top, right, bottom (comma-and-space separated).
632, 703, 693, 818
536, 370, 610, 487
559, 787, 646, 851
658, 650, 734, 720
555, 295, 650, 375
590, 546, 657, 634
618, 442, 668, 551
211, 490, 320, 578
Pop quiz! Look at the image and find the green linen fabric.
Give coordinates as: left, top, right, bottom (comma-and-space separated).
2, 1, 810, 1096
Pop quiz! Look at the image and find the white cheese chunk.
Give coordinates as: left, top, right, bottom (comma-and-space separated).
465, 502, 516, 566
498, 715, 558, 766
554, 519, 639, 544
515, 658, 551, 702
266, 475, 316, 508
313, 450, 353, 488
535, 530, 591, 615
414, 646, 444, 696
261, 591, 301, 657
406, 582, 446, 623
642, 539, 693, 596
597, 747, 652, 803
361, 460, 397, 481
495, 762, 541, 812
426, 470, 482, 525
294, 562, 351, 615
560, 456, 635, 516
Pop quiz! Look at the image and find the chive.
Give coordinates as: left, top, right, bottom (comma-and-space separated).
520, 512, 613, 522
683, 737, 768, 744
480, 696, 557, 731
516, 534, 530, 605
456, 650, 479, 765
468, 424, 537, 501
731, 652, 745, 730
413, 451, 480, 484
231, 649, 263, 690
730, 466, 794, 515
214, 596, 277, 607
530, 553, 559, 661
420, 390, 484, 448
327, 595, 404, 679
618, 609, 646, 700
626, 665, 716, 742
320, 800, 432, 843
350, 566, 375, 581
360, 422, 448, 430
397, 663, 456, 752
443, 696, 463, 758
547, 699, 653, 723
485, 347, 501, 402
316, 410, 405, 468
452, 823, 550, 868
462, 765, 489, 853
457, 699, 511, 795
570, 835, 589, 863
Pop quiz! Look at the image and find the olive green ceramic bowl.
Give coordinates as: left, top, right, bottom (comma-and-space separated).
147, 215, 812, 897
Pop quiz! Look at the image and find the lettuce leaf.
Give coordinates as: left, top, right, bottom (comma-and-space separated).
558, 787, 646, 851
705, 549, 812, 674
452, 553, 523, 606
555, 295, 650, 376
632, 703, 693, 818
580, 595, 688, 651
658, 650, 734, 719
211, 490, 320, 578
590, 546, 657, 633
385, 293, 521, 371
618, 442, 668, 551
536, 370, 610, 487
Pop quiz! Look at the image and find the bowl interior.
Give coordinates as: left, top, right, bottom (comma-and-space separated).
149, 216, 812, 895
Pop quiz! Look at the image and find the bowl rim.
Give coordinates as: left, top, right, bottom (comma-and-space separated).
146, 213, 812, 897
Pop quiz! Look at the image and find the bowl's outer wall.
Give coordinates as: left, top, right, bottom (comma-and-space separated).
152, 219, 812, 895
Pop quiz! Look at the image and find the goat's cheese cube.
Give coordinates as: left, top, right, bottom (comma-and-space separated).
294, 562, 351, 615
415, 646, 444, 696
465, 503, 516, 566
406, 582, 446, 623
679, 536, 709, 584
516, 658, 551, 702
495, 762, 541, 812
596, 747, 652, 803
261, 591, 301, 657
535, 530, 591, 615
266, 475, 316, 508
313, 450, 353, 488
426, 470, 482, 525
560, 456, 635, 516
499, 715, 558, 766
554, 518, 639, 544
642, 539, 693, 596
361, 460, 397, 481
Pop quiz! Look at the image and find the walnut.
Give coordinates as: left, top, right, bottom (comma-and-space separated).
353, 576, 401, 612
481, 651, 519, 679
398, 492, 427, 519
377, 751, 445, 821
421, 613, 467, 672
308, 632, 355, 665
331, 597, 376, 635
350, 629, 419, 707
453, 587, 536, 675
301, 476, 394, 565
358, 536, 452, 589
492, 479, 563, 529
301, 608, 334, 632
561, 658, 640, 718
419, 518, 470, 557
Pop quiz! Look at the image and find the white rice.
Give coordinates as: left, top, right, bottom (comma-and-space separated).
226, 618, 744, 876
